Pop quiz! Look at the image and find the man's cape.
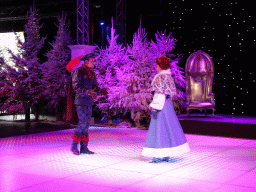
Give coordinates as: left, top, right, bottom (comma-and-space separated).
66, 80, 78, 125
66, 55, 83, 125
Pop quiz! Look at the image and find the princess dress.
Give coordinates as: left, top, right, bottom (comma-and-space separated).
142, 69, 190, 160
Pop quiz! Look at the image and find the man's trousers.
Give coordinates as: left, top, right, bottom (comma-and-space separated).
72, 104, 92, 142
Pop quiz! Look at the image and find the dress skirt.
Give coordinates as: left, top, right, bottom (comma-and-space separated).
142, 98, 190, 158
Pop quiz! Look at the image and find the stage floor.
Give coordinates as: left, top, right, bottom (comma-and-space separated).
0, 127, 256, 192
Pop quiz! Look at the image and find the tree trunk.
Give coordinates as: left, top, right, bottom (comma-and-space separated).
23, 103, 30, 122
56, 98, 66, 121
55, 106, 62, 121
33, 103, 39, 121
107, 119, 115, 126
134, 111, 144, 128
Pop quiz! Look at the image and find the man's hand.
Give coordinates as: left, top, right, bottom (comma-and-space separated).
87, 89, 97, 99
100, 89, 108, 96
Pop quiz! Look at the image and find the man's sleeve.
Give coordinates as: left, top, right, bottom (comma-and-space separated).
72, 70, 85, 96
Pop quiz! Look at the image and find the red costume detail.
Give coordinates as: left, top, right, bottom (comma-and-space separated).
81, 135, 89, 141
66, 80, 78, 125
81, 65, 95, 79
66, 55, 84, 73
72, 135, 89, 142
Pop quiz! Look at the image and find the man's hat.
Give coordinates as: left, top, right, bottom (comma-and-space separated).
66, 51, 99, 73
79, 52, 99, 61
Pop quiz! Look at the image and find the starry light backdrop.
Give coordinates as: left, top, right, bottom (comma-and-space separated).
132, 0, 255, 116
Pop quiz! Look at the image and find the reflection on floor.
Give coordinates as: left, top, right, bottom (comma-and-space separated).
0, 126, 256, 192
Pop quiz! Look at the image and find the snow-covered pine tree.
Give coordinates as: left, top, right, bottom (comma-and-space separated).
149, 31, 186, 113
94, 21, 185, 126
118, 26, 155, 127
94, 18, 127, 123
0, 6, 46, 121
42, 12, 72, 121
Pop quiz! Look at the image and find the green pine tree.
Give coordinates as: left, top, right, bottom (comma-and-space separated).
42, 12, 72, 121
0, 6, 46, 121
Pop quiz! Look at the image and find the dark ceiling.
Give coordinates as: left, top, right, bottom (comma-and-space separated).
0, 0, 163, 44
0, 0, 77, 22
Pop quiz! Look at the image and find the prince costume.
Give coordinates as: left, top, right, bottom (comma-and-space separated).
66, 53, 107, 155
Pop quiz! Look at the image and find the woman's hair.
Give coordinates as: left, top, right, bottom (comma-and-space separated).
156, 56, 170, 70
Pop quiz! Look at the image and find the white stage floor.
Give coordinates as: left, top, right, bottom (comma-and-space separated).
0, 126, 256, 192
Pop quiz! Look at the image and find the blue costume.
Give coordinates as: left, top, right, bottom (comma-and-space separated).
142, 68, 190, 162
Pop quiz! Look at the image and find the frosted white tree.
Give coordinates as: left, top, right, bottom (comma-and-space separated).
117, 26, 155, 127
95, 21, 185, 127
94, 18, 128, 124
149, 31, 185, 113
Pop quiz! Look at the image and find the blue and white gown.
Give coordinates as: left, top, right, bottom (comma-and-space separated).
142, 69, 190, 158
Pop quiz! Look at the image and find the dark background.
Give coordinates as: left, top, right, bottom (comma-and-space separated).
1, 0, 255, 116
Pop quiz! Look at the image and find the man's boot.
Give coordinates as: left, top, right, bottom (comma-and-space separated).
80, 141, 94, 154
71, 140, 80, 155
